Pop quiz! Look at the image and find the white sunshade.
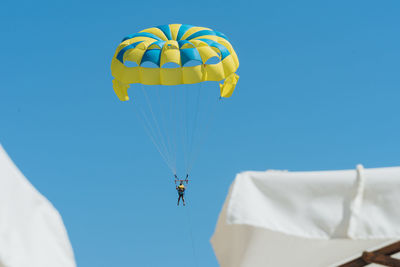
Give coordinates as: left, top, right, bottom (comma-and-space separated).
211, 165, 400, 267
0, 144, 76, 267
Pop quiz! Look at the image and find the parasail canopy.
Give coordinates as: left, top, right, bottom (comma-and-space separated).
111, 24, 239, 101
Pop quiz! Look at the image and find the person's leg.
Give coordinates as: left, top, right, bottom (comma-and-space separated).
182, 195, 185, 206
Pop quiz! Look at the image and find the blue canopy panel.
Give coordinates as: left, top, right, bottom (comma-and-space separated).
156, 25, 173, 40
140, 49, 162, 66
180, 48, 202, 66
196, 39, 230, 60
116, 41, 143, 63
148, 41, 166, 49
176, 24, 195, 41
177, 40, 195, 48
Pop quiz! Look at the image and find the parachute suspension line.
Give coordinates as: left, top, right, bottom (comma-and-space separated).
151, 85, 175, 171
184, 84, 193, 176
155, 85, 175, 172
168, 85, 176, 171
138, 84, 176, 174
185, 83, 202, 175
187, 89, 221, 174
140, 85, 175, 173
171, 85, 178, 173
181, 84, 190, 177
133, 98, 175, 174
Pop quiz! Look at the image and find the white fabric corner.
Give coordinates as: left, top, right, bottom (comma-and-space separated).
0, 144, 76, 267
225, 166, 400, 239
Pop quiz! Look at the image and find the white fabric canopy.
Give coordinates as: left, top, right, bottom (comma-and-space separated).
0, 145, 76, 267
211, 165, 400, 267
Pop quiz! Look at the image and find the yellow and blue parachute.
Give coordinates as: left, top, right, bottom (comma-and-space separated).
111, 24, 239, 101
111, 24, 239, 176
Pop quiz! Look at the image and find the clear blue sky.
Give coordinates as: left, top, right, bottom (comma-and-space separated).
1, 0, 400, 266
